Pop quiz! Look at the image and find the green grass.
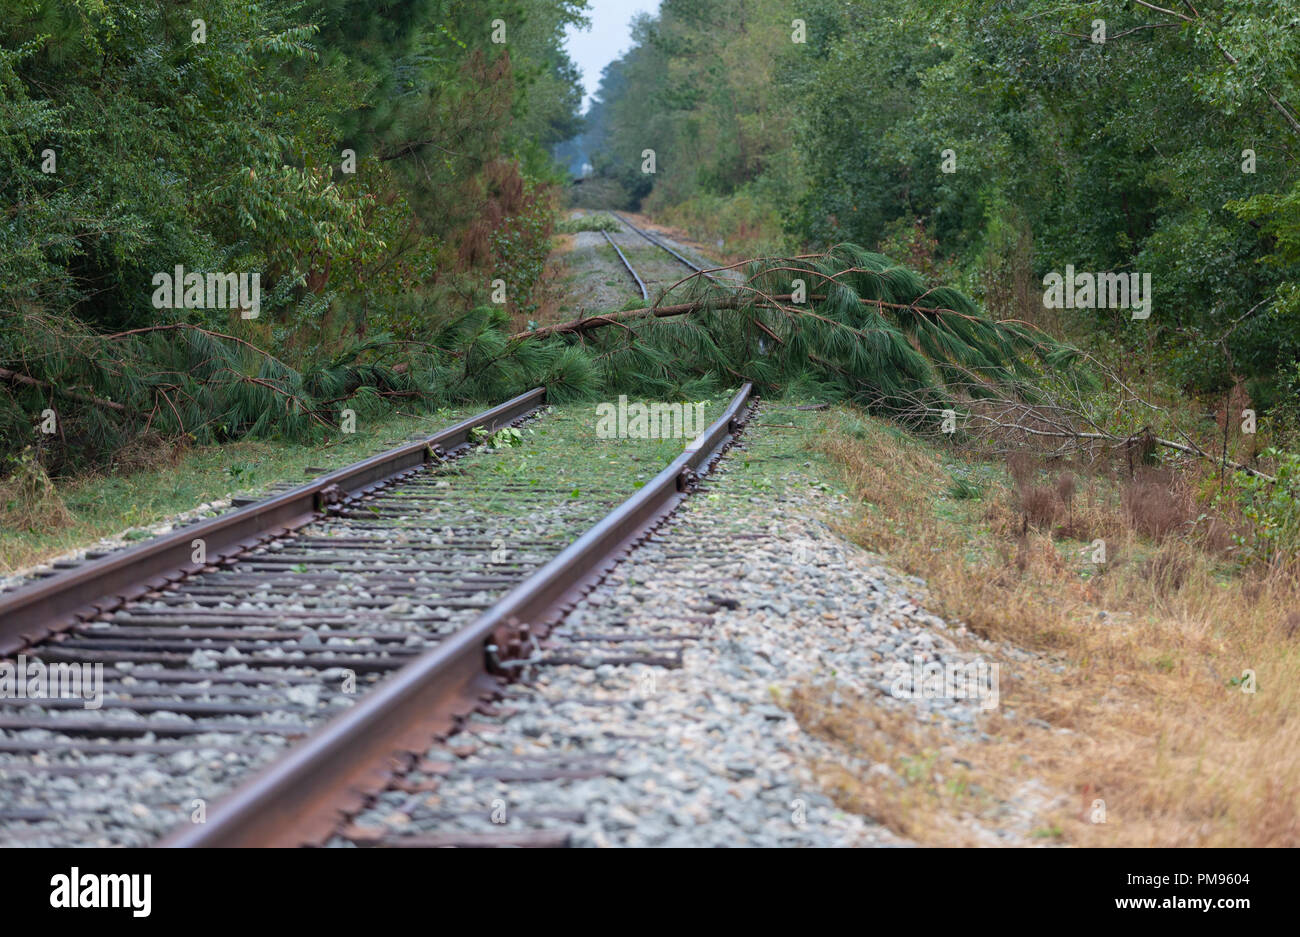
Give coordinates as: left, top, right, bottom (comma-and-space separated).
1, 395, 748, 574
0, 406, 481, 573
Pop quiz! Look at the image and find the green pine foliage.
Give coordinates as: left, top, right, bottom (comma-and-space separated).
505, 245, 1091, 424
577, 0, 1300, 430
0, 0, 589, 475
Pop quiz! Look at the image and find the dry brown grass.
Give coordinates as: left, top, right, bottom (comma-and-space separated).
0, 447, 72, 532
109, 432, 190, 475
1122, 468, 1193, 541
514, 245, 572, 333
796, 415, 1300, 846
787, 689, 997, 845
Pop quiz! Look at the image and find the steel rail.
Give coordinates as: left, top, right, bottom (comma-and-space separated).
0, 389, 546, 656
600, 229, 649, 303
158, 382, 755, 847
612, 211, 713, 277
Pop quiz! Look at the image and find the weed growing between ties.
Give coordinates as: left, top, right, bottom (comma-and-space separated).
790, 411, 1300, 846
0, 396, 736, 574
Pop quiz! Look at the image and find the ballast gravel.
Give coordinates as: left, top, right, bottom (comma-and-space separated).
341, 415, 1038, 847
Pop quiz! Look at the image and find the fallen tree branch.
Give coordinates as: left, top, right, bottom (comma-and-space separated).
104, 324, 280, 362
509, 299, 749, 340
507, 290, 1001, 342
0, 366, 130, 414
891, 395, 1279, 483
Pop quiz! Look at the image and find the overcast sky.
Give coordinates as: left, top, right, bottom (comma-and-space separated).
565, 0, 661, 112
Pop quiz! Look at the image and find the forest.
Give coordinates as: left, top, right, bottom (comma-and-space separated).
579, 0, 1300, 426
3, 0, 1299, 563
1, 0, 589, 475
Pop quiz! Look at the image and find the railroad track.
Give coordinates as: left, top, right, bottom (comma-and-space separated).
328, 513, 751, 848
611, 212, 711, 276
0, 385, 754, 846
600, 230, 649, 304
593, 211, 731, 306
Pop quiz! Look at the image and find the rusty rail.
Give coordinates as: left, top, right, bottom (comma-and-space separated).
600, 229, 649, 303
158, 383, 755, 847
0, 389, 546, 656
613, 212, 712, 277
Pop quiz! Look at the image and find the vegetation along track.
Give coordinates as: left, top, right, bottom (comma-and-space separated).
0, 386, 753, 846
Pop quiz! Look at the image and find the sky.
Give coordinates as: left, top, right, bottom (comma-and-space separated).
565, 0, 661, 112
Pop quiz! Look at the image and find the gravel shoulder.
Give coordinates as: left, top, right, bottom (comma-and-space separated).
334, 400, 1037, 846
337, 399, 1071, 847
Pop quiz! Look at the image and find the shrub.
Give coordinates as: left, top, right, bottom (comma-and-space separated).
1231, 448, 1300, 570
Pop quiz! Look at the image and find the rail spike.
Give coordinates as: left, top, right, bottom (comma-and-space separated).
315, 484, 345, 509
487, 618, 534, 679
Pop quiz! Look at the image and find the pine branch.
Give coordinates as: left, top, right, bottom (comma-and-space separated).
0, 366, 131, 414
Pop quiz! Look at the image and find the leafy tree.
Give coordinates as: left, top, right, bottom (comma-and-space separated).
0, 0, 588, 473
